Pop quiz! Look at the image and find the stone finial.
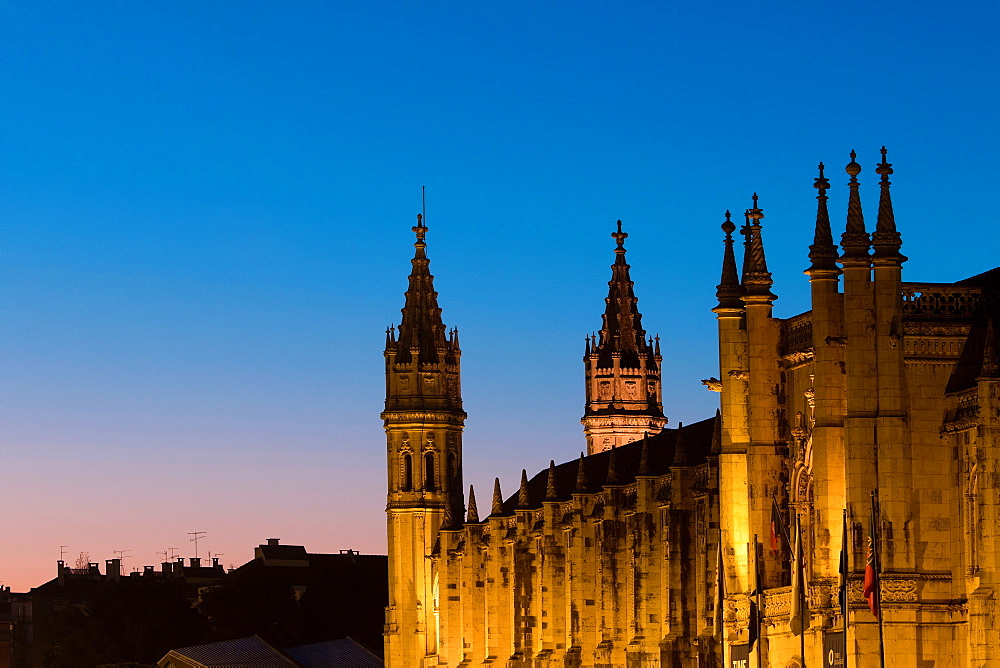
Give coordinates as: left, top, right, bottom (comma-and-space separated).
518, 469, 530, 508
715, 210, 744, 310
575, 452, 589, 493
671, 422, 689, 466
492, 477, 504, 516
808, 162, 840, 273
546, 460, 558, 500
467, 485, 480, 523
413, 212, 427, 242
606, 445, 620, 485
841, 150, 872, 262
872, 146, 906, 264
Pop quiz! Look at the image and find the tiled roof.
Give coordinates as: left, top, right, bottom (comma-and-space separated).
284, 637, 383, 667
164, 635, 297, 667
495, 415, 716, 514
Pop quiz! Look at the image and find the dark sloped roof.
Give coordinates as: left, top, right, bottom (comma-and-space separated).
946, 318, 1000, 393
165, 635, 297, 666
955, 267, 1000, 287
257, 545, 309, 561
284, 637, 383, 667
496, 415, 716, 514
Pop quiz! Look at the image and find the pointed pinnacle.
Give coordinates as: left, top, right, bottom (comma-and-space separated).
982, 319, 999, 378
671, 422, 689, 466
467, 485, 480, 523
741, 195, 776, 302
637, 432, 651, 476
575, 452, 589, 493
492, 477, 504, 516
546, 460, 558, 500
872, 145, 906, 263
710, 409, 722, 456
808, 161, 839, 273
842, 150, 871, 262
606, 445, 620, 485
518, 469, 530, 508
716, 210, 744, 309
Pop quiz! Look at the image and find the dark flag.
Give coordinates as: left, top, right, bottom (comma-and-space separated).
748, 536, 761, 653
862, 493, 880, 619
789, 514, 810, 635
771, 497, 791, 555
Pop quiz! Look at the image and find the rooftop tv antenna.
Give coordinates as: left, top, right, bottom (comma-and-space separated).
113, 549, 132, 566
60, 546, 68, 562
188, 532, 207, 558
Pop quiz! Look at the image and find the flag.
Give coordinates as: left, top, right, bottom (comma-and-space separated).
839, 508, 849, 621
863, 493, 880, 619
771, 497, 791, 555
713, 540, 725, 638
789, 514, 810, 635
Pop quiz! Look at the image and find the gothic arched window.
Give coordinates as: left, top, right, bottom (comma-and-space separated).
424, 453, 437, 492
402, 454, 412, 492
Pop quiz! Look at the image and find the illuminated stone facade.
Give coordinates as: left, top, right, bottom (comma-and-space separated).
384, 151, 1000, 666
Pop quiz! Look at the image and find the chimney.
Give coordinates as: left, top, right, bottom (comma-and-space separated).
57, 560, 65, 585
211, 557, 220, 568
189, 557, 201, 568
267, 538, 280, 546
105, 559, 121, 580
143, 565, 155, 576
161, 562, 173, 575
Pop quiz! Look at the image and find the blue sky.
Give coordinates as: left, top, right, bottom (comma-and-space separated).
3, 1, 998, 589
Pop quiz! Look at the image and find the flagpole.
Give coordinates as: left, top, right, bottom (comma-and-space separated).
873, 490, 886, 668
797, 514, 806, 668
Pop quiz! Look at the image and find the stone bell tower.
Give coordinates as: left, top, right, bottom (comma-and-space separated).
582, 220, 666, 454
382, 214, 465, 667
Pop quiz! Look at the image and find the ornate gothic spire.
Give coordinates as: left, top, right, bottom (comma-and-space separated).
546, 461, 558, 500
492, 478, 504, 516
595, 220, 655, 367
518, 469, 530, 508
394, 214, 451, 363
808, 162, 840, 273
840, 151, 871, 262
740, 194, 777, 302
872, 146, 907, 264
576, 453, 589, 493
715, 211, 744, 310
467, 485, 479, 523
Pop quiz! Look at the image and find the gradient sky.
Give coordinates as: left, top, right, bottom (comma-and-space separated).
3, 1, 998, 591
